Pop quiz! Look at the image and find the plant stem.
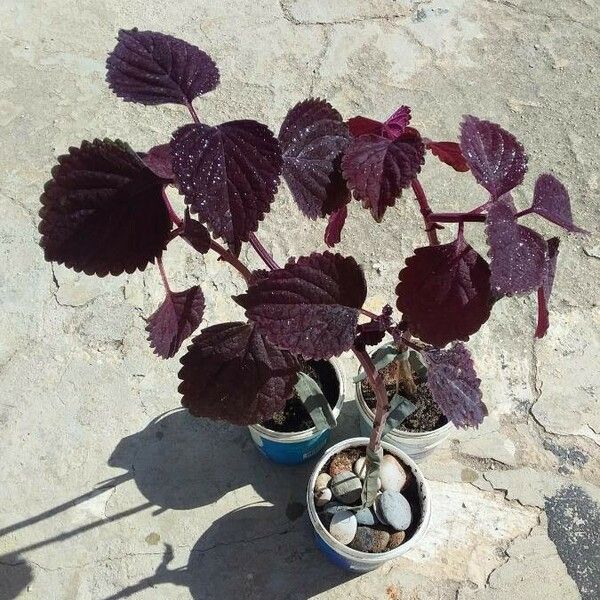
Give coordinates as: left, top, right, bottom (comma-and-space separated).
358, 308, 380, 320
162, 187, 183, 227
248, 232, 281, 270
185, 102, 200, 125
156, 256, 171, 294
353, 347, 392, 453
209, 240, 253, 284
428, 212, 486, 223
412, 179, 440, 246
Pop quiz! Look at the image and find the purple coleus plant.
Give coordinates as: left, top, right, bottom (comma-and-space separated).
39, 29, 585, 476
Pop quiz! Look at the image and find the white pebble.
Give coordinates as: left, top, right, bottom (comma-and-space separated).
315, 472, 331, 492
329, 510, 357, 545
380, 454, 407, 492
353, 457, 367, 480
315, 487, 332, 507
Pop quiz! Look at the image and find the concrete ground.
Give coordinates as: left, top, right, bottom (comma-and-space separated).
1, 1, 599, 598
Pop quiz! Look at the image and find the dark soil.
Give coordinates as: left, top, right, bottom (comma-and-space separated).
361, 362, 447, 432
317, 446, 424, 552
262, 360, 339, 433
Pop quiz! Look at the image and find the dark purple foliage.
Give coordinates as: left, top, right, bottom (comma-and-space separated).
460, 116, 528, 198
178, 322, 299, 425
180, 209, 211, 254
426, 141, 469, 172
279, 98, 349, 219
324, 205, 348, 247
106, 29, 219, 105
532, 174, 587, 234
147, 285, 205, 358
355, 305, 393, 349
396, 236, 492, 346
170, 120, 282, 255
535, 237, 560, 339
142, 144, 174, 180
342, 133, 425, 222
235, 252, 367, 359
347, 106, 411, 141
347, 116, 384, 138
39, 139, 171, 276
486, 198, 548, 296
423, 342, 487, 428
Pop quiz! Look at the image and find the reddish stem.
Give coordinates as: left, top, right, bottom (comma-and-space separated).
428, 212, 486, 223
209, 240, 253, 284
156, 256, 171, 294
185, 102, 200, 125
358, 308, 380, 320
248, 232, 280, 270
162, 187, 183, 227
412, 179, 440, 246
353, 347, 392, 453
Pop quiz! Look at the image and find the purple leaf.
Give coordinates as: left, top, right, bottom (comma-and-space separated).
426, 141, 470, 172
322, 156, 351, 216
39, 139, 171, 276
142, 144, 174, 180
181, 209, 211, 254
178, 322, 299, 425
279, 98, 349, 219
396, 236, 492, 346
347, 116, 383, 138
355, 305, 393, 349
235, 252, 367, 360
147, 285, 205, 358
460, 116, 528, 198
342, 133, 425, 222
324, 205, 348, 248
486, 199, 548, 296
532, 174, 587, 234
106, 28, 219, 106
423, 342, 487, 428
347, 106, 411, 141
170, 120, 282, 255
535, 237, 560, 339
382, 105, 411, 139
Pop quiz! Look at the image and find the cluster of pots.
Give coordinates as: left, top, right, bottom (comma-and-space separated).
247, 347, 453, 573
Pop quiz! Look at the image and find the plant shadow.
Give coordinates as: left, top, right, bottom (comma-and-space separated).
103, 505, 359, 600
0, 553, 33, 600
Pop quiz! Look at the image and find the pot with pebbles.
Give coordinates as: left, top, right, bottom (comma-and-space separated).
308, 438, 430, 571
355, 345, 454, 460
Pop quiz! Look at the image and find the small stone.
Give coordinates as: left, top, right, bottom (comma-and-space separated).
355, 507, 376, 526
329, 453, 354, 477
331, 470, 362, 504
380, 454, 407, 492
388, 530, 406, 550
376, 491, 412, 531
315, 487, 332, 507
321, 501, 346, 515
315, 472, 331, 492
329, 510, 357, 545
349, 526, 390, 553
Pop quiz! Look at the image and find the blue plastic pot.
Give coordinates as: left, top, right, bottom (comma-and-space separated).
248, 358, 345, 465
307, 437, 432, 572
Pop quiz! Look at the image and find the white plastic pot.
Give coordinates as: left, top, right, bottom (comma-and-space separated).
307, 437, 431, 572
355, 350, 454, 460
248, 358, 346, 465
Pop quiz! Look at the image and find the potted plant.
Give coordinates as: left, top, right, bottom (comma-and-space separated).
38, 28, 584, 570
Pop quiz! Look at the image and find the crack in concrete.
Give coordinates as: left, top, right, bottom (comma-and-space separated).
309, 27, 331, 96
485, 0, 600, 34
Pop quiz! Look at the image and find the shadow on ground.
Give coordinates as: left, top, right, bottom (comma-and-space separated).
0, 553, 33, 600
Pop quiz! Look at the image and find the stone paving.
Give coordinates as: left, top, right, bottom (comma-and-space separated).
0, 1, 598, 598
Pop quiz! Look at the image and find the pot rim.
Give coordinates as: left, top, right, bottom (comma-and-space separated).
355, 347, 454, 439
249, 357, 346, 442
307, 437, 431, 561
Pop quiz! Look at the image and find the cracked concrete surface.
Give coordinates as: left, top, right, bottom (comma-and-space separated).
0, 0, 599, 598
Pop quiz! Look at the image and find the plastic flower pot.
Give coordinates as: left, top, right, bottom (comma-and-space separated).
355, 349, 454, 460
248, 358, 346, 465
307, 437, 431, 572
